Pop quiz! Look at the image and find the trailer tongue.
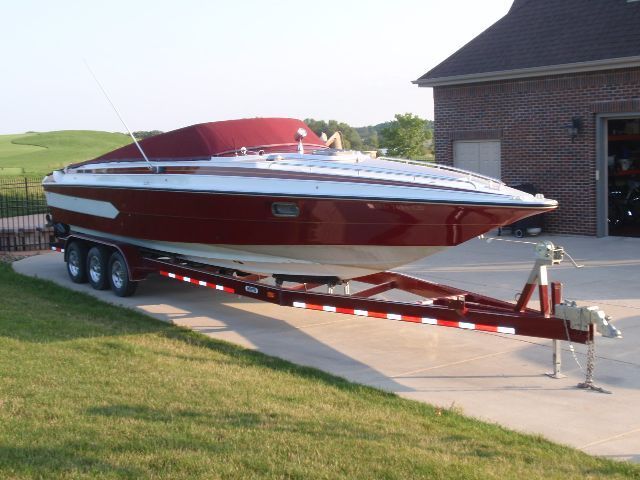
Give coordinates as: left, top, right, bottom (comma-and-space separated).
51, 235, 621, 393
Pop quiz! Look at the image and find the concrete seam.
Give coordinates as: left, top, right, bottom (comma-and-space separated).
390, 349, 521, 378
579, 427, 640, 449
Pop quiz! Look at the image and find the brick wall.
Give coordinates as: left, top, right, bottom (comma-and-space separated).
433, 67, 640, 235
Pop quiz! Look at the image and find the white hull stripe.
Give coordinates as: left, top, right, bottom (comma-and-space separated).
45, 191, 119, 219
50, 167, 554, 208
159, 271, 235, 293
292, 301, 516, 335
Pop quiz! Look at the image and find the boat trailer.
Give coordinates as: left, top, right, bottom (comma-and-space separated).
51, 234, 622, 392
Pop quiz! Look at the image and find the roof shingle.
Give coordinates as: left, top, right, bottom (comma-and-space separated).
417, 0, 640, 85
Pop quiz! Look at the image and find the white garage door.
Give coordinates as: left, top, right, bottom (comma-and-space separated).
453, 140, 501, 179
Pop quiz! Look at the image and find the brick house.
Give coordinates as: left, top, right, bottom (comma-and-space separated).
414, 0, 640, 236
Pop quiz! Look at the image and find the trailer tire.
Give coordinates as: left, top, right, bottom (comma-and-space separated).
87, 246, 110, 290
66, 241, 88, 283
108, 251, 137, 297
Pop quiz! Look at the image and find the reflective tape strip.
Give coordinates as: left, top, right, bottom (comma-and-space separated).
51, 246, 65, 253
288, 301, 516, 335
157, 270, 516, 335
159, 271, 235, 294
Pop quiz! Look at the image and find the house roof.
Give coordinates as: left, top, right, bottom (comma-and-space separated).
415, 0, 640, 87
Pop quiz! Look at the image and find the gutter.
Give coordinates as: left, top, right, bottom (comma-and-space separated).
413, 55, 640, 87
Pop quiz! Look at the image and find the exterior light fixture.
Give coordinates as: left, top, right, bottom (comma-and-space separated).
565, 117, 583, 142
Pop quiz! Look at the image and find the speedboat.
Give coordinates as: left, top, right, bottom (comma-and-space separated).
43, 117, 557, 280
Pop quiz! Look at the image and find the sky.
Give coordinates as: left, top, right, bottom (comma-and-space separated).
0, 0, 513, 134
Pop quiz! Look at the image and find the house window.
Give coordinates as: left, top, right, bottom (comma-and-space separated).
453, 140, 501, 179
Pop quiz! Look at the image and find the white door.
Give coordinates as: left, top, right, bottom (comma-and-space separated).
453, 140, 501, 179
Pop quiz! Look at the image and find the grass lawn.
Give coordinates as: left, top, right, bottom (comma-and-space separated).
0, 262, 638, 479
0, 131, 132, 176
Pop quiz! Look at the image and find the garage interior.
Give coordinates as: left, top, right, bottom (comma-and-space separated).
608, 118, 640, 237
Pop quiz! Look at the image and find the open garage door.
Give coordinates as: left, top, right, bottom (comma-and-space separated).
453, 140, 501, 179
607, 118, 640, 237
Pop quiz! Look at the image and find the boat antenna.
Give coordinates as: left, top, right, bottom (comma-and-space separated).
83, 60, 156, 172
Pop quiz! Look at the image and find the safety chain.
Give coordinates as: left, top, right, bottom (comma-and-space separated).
560, 307, 612, 394
577, 339, 612, 394
561, 311, 584, 373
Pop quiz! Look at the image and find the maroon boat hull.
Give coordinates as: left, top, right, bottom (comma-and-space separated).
44, 185, 549, 247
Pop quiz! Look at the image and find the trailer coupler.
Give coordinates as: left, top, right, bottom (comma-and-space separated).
554, 302, 622, 339
551, 301, 621, 395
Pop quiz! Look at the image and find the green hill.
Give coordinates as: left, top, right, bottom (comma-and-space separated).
0, 131, 132, 176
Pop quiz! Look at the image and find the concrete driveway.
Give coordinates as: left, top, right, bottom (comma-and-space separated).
12, 234, 640, 462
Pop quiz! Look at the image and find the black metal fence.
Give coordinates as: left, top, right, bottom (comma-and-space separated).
0, 176, 53, 252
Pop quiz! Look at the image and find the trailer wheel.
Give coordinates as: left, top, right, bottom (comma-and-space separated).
87, 246, 110, 290
108, 251, 137, 297
66, 241, 88, 283
513, 228, 525, 238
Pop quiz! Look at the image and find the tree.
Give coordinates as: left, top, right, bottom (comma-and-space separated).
133, 130, 163, 140
379, 113, 432, 159
355, 124, 384, 151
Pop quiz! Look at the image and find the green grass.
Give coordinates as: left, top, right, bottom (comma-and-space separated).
0, 131, 132, 176
0, 263, 638, 479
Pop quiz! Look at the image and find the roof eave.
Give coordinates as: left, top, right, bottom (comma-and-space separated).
413, 55, 640, 87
